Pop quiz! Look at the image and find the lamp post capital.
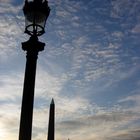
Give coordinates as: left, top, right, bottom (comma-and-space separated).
22, 36, 45, 52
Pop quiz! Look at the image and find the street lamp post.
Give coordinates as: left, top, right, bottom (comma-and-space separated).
19, 1, 50, 140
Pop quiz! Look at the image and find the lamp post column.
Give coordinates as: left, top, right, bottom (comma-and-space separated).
19, 36, 45, 140
19, 0, 50, 139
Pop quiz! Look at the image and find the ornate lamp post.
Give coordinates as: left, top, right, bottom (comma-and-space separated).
19, 1, 50, 140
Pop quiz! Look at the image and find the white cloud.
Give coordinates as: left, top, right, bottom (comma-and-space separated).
119, 94, 140, 103
0, 0, 140, 140
110, 0, 140, 19
0, 73, 23, 100
0, 2, 21, 13
118, 93, 140, 114
0, 0, 12, 3
0, 103, 20, 140
0, 3, 24, 60
56, 108, 140, 140
131, 24, 140, 34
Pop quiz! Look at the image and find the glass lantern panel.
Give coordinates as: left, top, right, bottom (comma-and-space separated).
25, 11, 47, 36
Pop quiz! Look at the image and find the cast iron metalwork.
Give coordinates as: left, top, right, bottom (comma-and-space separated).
19, 1, 50, 140
23, 0, 50, 36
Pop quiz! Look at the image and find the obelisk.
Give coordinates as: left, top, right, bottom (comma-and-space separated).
47, 98, 55, 140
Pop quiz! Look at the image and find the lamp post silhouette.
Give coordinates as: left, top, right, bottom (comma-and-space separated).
19, 1, 50, 140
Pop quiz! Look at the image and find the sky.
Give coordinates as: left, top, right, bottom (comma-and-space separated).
0, 0, 140, 140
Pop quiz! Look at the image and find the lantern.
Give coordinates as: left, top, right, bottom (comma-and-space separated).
23, 0, 50, 36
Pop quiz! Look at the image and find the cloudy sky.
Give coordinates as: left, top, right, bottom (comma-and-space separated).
0, 0, 140, 140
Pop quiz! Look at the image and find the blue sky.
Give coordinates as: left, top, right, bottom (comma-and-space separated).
0, 0, 140, 140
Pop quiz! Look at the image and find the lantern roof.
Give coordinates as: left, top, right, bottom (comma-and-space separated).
23, 0, 50, 16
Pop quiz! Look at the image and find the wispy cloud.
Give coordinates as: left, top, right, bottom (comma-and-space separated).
0, 0, 140, 140
56, 108, 140, 140
131, 24, 140, 34
0, 2, 24, 61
